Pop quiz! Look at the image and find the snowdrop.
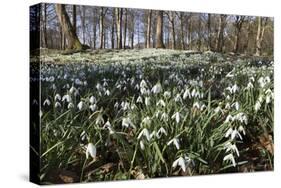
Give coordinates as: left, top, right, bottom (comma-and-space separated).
136, 96, 143, 103
167, 137, 180, 150
141, 116, 151, 126
145, 97, 151, 106
156, 99, 166, 107
161, 112, 169, 122
172, 157, 186, 172
137, 128, 150, 141
77, 101, 85, 111
172, 112, 181, 124
62, 94, 71, 103
151, 82, 162, 94
54, 94, 61, 101
43, 99, 51, 106
86, 143, 97, 159
223, 153, 236, 167
54, 101, 61, 108
89, 96, 96, 104
163, 91, 171, 99
122, 117, 136, 129
67, 102, 74, 109
183, 88, 191, 99
156, 127, 167, 138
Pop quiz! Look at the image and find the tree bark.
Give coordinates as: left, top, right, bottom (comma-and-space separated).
72, 5, 76, 34
255, 17, 268, 56
111, 10, 115, 49
207, 13, 212, 51
55, 4, 82, 50
233, 16, 245, 53
123, 9, 128, 48
216, 14, 227, 52
99, 8, 104, 49
179, 12, 185, 50
146, 10, 152, 48
116, 8, 123, 49
156, 10, 165, 48
43, 3, 48, 48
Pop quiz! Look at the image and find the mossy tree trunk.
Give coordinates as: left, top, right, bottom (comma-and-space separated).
156, 11, 165, 49
55, 4, 82, 50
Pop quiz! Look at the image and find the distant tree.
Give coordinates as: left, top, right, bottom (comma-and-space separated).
255, 17, 268, 56
72, 5, 77, 34
156, 10, 165, 48
216, 14, 227, 52
233, 16, 245, 53
55, 4, 82, 50
123, 9, 128, 47
146, 10, 152, 48
207, 13, 212, 51
116, 8, 123, 49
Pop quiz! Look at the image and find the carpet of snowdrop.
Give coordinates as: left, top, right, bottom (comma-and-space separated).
35, 49, 274, 183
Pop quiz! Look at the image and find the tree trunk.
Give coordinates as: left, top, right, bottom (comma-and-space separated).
55, 4, 82, 50
123, 9, 127, 48
43, 3, 48, 48
216, 14, 227, 52
99, 8, 104, 49
92, 8, 97, 49
207, 13, 212, 51
255, 17, 267, 56
180, 12, 185, 50
111, 10, 115, 49
146, 10, 152, 48
72, 5, 76, 34
168, 11, 176, 49
156, 11, 165, 48
116, 8, 123, 49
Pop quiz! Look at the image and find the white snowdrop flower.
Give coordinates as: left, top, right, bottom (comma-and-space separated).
43, 99, 51, 106
258, 77, 266, 88
89, 96, 96, 104
140, 140, 145, 150
223, 153, 236, 167
54, 94, 61, 101
83, 81, 87, 86
172, 157, 186, 172
96, 83, 103, 91
247, 82, 254, 89
54, 102, 61, 108
238, 125, 246, 135
167, 137, 180, 150
75, 78, 82, 85
254, 101, 261, 112
142, 116, 151, 126
80, 131, 87, 141
214, 106, 223, 114
231, 129, 242, 140
62, 94, 71, 103
145, 97, 151, 106
89, 104, 97, 112
121, 101, 130, 111
266, 95, 271, 104
114, 102, 119, 109
172, 112, 181, 124
225, 127, 233, 138
225, 142, 240, 157
136, 96, 143, 103
103, 121, 115, 134
163, 91, 171, 99
161, 112, 169, 122
86, 143, 96, 159
95, 114, 104, 125
156, 127, 167, 138
200, 104, 206, 111
193, 102, 200, 109
231, 102, 240, 111
258, 95, 264, 103
235, 113, 248, 125
225, 115, 234, 123
265, 76, 271, 84
140, 87, 148, 95
122, 117, 136, 129
67, 102, 74, 109
174, 94, 182, 103
140, 79, 147, 88
225, 102, 231, 109
69, 86, 76, 94
191, 89, 196, 97
183, 88, 191, 99
137, 128, 150, 141
105, 89, 110, 96
226, 95, 231, 100
232, 84, 239, 93
151, 82, 162, 94
77, 101, 85, 111
156, 99, 166, 107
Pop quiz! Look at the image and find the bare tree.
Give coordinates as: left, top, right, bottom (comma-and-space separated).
207, 13, 212, 51
72, 5, 77, 34
233, 16, 245, 53
146, 10, 152, 48
116, 8, 123, 49
55, 4, 82, 50
156, 10, 165, 48
216, 14, 227, 52
123, 9, 128, 47
255, 17, 268, 56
